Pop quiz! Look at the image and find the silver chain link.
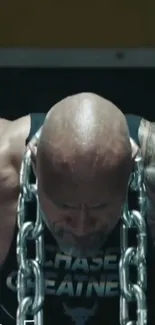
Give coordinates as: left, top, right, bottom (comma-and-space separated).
119, 152, 147, 325
16, 136, 45, 325
16, 132, 147, 325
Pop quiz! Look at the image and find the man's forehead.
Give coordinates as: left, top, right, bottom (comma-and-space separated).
38, 173, 120, 204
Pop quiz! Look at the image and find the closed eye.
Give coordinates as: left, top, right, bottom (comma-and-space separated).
54, 202, 75, 209
92, 203, 108, 210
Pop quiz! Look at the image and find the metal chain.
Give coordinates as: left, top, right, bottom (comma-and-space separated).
119, 152, 147, 325
16, 137, 45, 325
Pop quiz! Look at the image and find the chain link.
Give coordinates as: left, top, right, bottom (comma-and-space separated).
119, 152, 147, 325
16, 139, 45, 325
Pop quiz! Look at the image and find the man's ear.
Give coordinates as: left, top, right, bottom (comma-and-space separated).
130, 138, 139, 159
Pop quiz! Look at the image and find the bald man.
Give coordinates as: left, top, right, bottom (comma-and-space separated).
0, 93, 154, 325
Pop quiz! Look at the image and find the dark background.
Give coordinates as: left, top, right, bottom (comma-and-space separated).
1, 68, 155, 120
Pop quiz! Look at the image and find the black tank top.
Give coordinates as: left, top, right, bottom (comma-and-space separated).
0, 113, 154, 325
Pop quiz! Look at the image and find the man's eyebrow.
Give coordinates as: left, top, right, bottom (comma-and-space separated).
53, 201, 108, 209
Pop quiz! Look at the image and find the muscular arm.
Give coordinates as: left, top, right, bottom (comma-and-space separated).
138, 118, 155, 244
0, 115, 30, 265
0, 115, 31, 199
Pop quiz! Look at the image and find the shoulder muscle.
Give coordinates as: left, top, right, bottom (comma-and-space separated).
0, 116, 30, 199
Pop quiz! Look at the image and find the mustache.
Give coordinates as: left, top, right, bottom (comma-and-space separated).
51, 222, 109, 244
41, 216, 110, 257
51, 224, 109, 257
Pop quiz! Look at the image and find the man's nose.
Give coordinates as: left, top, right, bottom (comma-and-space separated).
71, 205, 95, 236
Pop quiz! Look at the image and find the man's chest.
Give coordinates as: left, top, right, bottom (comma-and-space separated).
1, 242, 120, 325
41, 244, 120, 299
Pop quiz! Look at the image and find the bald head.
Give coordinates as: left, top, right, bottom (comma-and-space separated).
34, 93, 133, 256
36, 93, 132, 200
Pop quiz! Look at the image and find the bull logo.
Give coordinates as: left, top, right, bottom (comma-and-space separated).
63, 303, 97, 325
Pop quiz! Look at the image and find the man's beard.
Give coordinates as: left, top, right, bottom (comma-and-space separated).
40, 212, 109, 257
50, 229, 108, 257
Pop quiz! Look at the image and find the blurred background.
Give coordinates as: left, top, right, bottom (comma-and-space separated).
0, 0, 155, 119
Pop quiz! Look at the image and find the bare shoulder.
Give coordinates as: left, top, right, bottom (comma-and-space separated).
138, 118, 155, 161
0, 115, 31, 198
0, 115, 31, 265
138, 118, 155, 184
